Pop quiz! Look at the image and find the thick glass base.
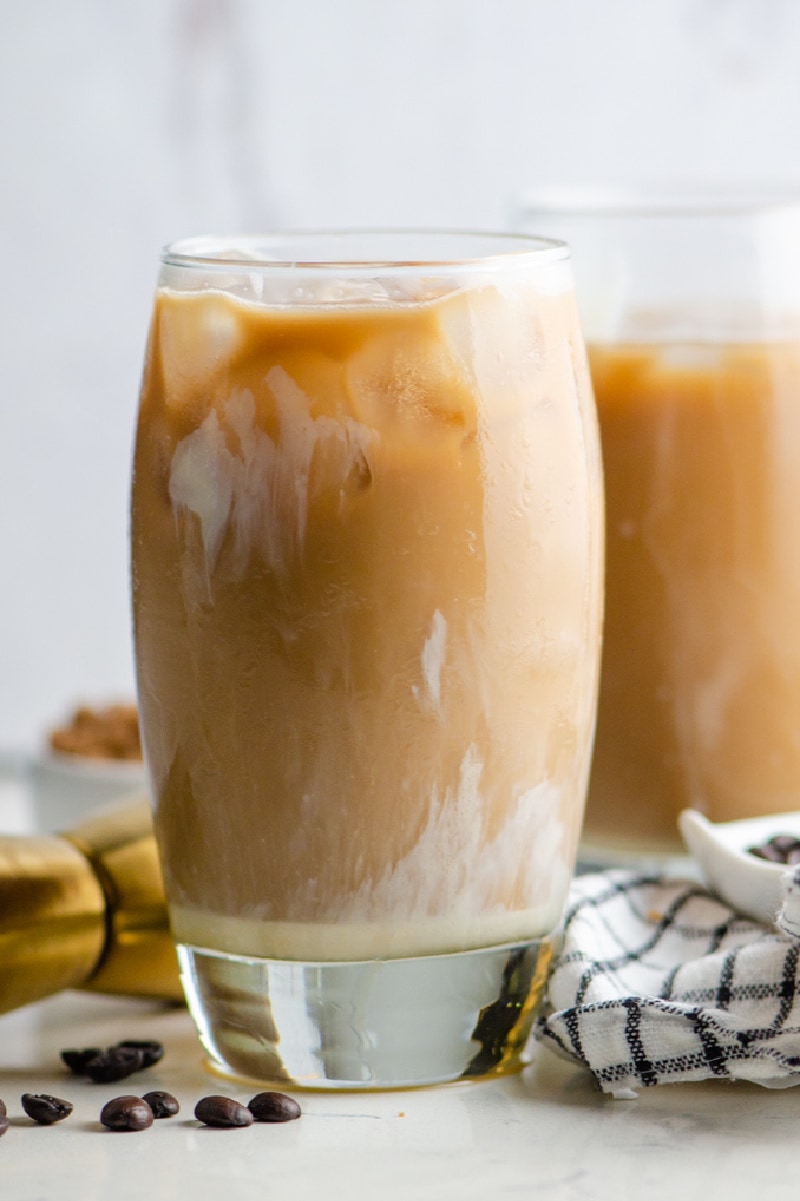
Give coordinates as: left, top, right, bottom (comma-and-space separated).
177, 935, 555, 1090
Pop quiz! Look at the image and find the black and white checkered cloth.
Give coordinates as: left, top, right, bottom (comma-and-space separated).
537, 866, 800, 1094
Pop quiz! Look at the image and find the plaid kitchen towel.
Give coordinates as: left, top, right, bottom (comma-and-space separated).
537, 868, 800, 1094
777, 864, 800, 940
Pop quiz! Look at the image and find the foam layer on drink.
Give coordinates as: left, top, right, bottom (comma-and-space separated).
132, 273, 602, 960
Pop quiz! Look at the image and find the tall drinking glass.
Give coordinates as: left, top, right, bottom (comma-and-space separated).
516, 191, 800, 857
131, 231, 603, 1088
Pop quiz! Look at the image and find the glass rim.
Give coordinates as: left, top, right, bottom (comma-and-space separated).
515, 184, 800, 220
160, 228, 570, 273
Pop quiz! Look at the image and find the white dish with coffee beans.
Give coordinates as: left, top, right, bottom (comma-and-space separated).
28, 702, 147, 831
679, 808, 800, 926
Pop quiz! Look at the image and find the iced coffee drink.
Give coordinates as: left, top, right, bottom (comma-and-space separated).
584, 340, 800, 852
517, 192, 800, 857
131, 233, 603, 1086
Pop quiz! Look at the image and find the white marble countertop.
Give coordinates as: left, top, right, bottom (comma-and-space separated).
2, 991, 800, 1201
2, 765, 800, 1199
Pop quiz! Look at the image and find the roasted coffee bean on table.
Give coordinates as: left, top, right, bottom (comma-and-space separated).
116, 1040, 164, 1069
83, 1046, 147, 1083
0, 1116, 8, 1138
60, 1047, 102, 1075
60, 1039, 164, 1083
21, 1093, 74, 1125
747, 834, 800, 865
195, 1095, 254, 1128
0, 1099, 6, 1116
100, 1095, 154, 1132
142, 1090, 179, 1119
248, 1091, 302, 1122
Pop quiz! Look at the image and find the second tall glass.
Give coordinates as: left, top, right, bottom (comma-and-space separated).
518, 191, 800, 857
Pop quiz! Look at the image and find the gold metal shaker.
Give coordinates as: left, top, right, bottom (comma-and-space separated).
0, 794, 180, 1016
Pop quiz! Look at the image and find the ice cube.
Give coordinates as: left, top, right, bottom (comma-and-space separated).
158, 292, 242, 409
344, 314, 478, 441
437, 282, 547, 423
276, 349, 350, 420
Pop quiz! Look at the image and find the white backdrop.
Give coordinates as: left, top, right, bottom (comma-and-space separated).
2, 0, 800, 750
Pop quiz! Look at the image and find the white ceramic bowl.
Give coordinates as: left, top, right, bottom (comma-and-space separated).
28, 752, 148, 832
679, 808, 800, 926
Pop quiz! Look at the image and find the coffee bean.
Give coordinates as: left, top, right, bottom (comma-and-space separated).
61, 1039, 163, 1080
21, 1093, 73, 1125
749, 843, 783, 863
748, 834, 800, 865
142, 1090, 179, 1119
116, 1039, 164, 1069
248, 1091, 301, 1122
0, 1115, 8, 1138
194, 1095, 253, 1128
84, 1046, 146, 1083
60, 1047, 102, 1075
100, 1095, 154, 1132
769, 835, 800, 856
0, 1099, 6, 1117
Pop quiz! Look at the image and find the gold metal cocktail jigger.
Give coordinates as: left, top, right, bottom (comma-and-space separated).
0, 794, 180, 1016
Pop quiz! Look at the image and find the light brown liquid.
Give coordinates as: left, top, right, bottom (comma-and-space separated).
132, 278, 602, 960
584, 341, 800, 853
